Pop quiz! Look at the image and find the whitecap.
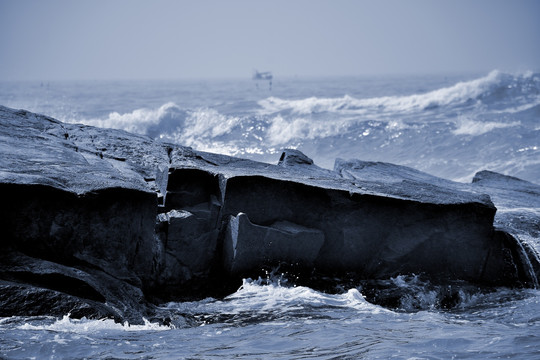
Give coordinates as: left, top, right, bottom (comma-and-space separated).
452, 116, 520, 136
65, 102, 184, 136
266, 114, 354, 146
182, 108, 241, 139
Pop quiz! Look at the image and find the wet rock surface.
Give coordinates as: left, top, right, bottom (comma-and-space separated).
1, 105, 539, 321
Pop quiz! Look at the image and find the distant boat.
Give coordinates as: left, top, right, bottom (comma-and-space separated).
252, 70, 273, 81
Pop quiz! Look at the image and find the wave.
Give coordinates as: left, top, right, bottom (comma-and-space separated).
65, 71, 539, 150
66, 103, 244, 147
258, 70, 540, 116
163, 277, 389, 326
452, 116, 520, 136
66, 102, 185, 136
225, 278, 388, 313
266, 114, 357, 145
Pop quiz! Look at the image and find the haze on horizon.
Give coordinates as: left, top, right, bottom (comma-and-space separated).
1, 0, 539, 81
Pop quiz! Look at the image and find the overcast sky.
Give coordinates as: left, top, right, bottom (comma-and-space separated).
1, 0, 539, 81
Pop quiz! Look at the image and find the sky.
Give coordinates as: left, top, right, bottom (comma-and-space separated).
1, 0, 539, 81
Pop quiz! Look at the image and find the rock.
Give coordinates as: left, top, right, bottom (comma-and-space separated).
1, 104, 538, 319
335, 160, 540, 287
471, 170, 540, 287
1, 183, 158, 288
0, 106, 163, 322
0, 252, 151, 323
278, 148, 315, 166
334, 158, 491, 205
150, 167, 223, 299
219, 173, 522, 285
165, 168, 221, 211
0, 106, 168, 195
0, 282, 114, 319
223, 213, 325, 274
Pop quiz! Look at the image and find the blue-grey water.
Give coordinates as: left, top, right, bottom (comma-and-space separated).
1, 71, 539, 359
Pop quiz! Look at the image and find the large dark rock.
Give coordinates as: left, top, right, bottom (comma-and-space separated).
218, 174, 511, 284
1, 105, 538, 320
1, 184, 157, 280
0, 106, 165, 322
334, 159, 540, 287
0, 252, 149, 322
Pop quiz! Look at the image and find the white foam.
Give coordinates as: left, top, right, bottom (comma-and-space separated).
182, 108, 241, 139
224, 278, 386, 314
66, 102, 182, 135
258, 70, 505, 116
18, 315, 171, 333
497, 207, 540, 216
452, 116, 520, 136
266, 114, 353, 146
164, 277, 390, 320
60, 71, 536, 154
154, 108, 245, 154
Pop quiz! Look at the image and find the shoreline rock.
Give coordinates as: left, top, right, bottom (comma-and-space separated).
1, 105, 539, 322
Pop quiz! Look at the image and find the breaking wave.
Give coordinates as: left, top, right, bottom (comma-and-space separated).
74, 102, 184, 136
258, 70, 540, 116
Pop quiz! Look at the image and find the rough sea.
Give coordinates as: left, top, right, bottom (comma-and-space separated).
1, 71, 539, 359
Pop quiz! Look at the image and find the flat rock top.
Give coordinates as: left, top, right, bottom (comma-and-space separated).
170, 146, 493, 207
1, 105, 493, 207
0, 106, 165, 194
472, 170, 540, 208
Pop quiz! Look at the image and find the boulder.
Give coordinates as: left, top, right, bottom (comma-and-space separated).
218, 174, 520, 285
278, 148, 315, 166
0, 252, 150, 323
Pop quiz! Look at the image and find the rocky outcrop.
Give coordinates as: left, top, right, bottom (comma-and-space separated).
471, 170, 540, 287
1, 105, 538, 321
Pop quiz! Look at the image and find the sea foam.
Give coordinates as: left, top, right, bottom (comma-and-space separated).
452, 116, 520, 136
18, 315, 172, 333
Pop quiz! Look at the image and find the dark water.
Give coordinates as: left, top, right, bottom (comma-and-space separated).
1, 71, 540, 359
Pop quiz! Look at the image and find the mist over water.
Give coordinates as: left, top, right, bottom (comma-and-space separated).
1, 71, 540, 358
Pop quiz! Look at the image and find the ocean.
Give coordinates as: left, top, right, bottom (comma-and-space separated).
1, 71, 539, 359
